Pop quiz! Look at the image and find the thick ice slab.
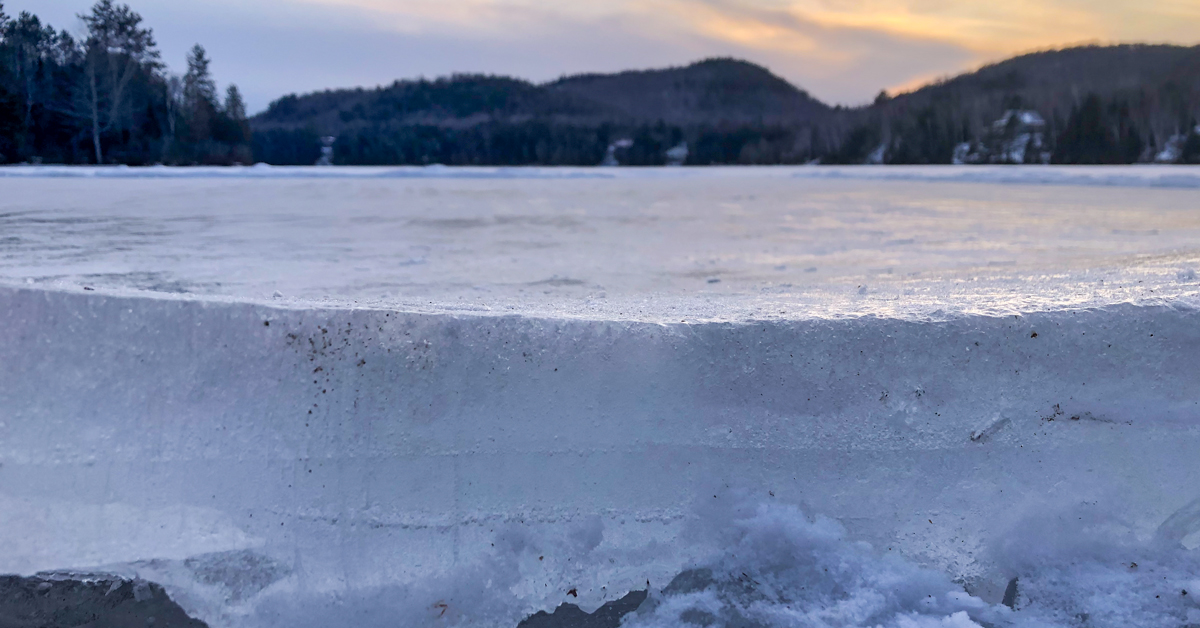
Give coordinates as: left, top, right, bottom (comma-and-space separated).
2, 167, 1200, 627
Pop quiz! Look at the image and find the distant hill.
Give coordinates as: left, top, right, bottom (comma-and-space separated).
546, 58, 829, 125
854, 44, 1200, 164
253, 76, 592, 132
249, 46, 1200, 166
252, 58, 829, 132
890, 44, 1200, 121
250, 58, 835, 166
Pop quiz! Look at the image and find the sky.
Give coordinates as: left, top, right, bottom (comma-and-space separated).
8, 0, 1200, 113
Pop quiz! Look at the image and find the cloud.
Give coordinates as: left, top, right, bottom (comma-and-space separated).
764, 0, 1106, 53
292, 0, 1198, 55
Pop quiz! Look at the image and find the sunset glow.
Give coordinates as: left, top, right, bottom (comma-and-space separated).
11, 0, 1200, 109
287, 0, 1200, 94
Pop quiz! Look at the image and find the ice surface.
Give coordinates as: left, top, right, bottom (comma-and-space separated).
1, 166, 1199, 627
2, 167, 1200, 321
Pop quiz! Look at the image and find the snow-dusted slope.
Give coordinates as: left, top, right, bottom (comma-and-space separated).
1, 167, 1199, 627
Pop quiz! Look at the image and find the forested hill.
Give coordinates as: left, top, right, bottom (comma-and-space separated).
549, 59, 829, 125
549, 59, 830, 126
249, 59, 837, 165
251, 45, 1200, 166
896, 44, 1200, 115
253, 59, 829, 131
851, 44, 1200, 165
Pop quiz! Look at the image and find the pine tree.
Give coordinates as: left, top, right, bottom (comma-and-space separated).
219, 83, 249, 149
183, 44, 215, 105
224, 83, 245, 121
1053, 94, 1118, 164
0, 3, 24, 161
182, 43, 216, 144
6, 13, 58, 138
79, 0, 161, 163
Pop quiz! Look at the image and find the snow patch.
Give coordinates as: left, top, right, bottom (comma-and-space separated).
626, 499, 1011, 628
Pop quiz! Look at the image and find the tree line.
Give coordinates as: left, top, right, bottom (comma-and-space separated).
0, 0, 249, 164
834, 92, 1200, 165
251, 120, 832, 167
254, 95, 1200, 167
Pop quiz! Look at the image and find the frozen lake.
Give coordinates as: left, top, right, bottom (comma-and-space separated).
2, 165, 1199, 319
1, 166, 1200, 628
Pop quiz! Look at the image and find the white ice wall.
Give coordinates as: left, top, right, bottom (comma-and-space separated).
2, 285, 1199, 625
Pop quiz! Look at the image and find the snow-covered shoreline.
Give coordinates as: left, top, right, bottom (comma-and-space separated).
4, 163, 1200, 189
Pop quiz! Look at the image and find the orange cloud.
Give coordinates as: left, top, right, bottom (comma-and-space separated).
657, 0, 1107, 56
297, 0, 1197, 52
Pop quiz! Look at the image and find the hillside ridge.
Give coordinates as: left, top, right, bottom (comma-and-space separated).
247, 44, 1200, 165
